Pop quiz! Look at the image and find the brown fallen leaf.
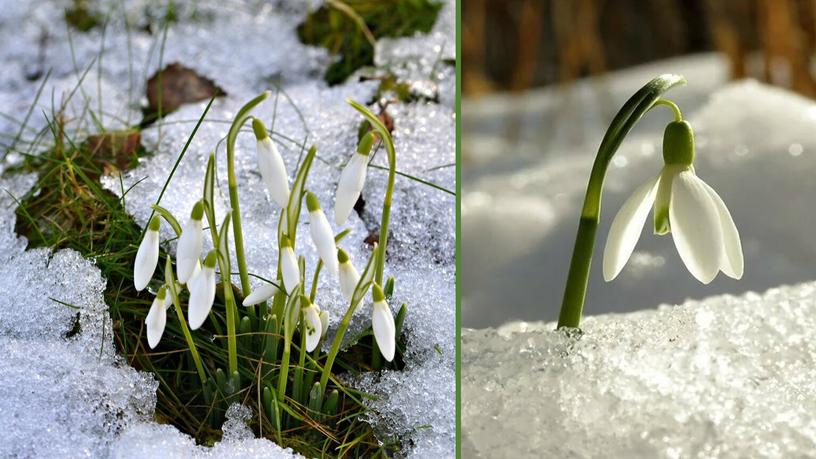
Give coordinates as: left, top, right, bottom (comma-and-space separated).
146, 63, 225, 117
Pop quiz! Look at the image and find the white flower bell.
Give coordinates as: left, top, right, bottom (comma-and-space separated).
319, 309, 329, 338
306, 192, 339, 276
335, 132, 374, 225
176, 201, 204, 284
134, 216, 161, 291
371, 283, 396, 362
188, 251, 217, 330
243, 283, 279, 306
337, 248, 360, 302
280, 234, 301, 293
145, 286, 168, 349
253, 118, 290, 207
603, 120, 743, 284
301, 296, 322, 352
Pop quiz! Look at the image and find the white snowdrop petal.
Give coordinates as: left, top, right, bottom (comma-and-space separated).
339, 262, 360, 302
309, 210, 339, 276
699, 179, 744, 279
602, 176, 660, 281
669, 171, 724, 284
187, 260, 202, 288
319, 310, 329, 338
188, 268, 216, 330
242, 283, 279, 306
372, 301, 396, 362
281, 247, 301, 293
176, 218, 203, 284
257, 137, 290, 207
134, 229, 159, 291
145, 296, 166, 349
304, 306, 322, 352
335, 153, 368, 225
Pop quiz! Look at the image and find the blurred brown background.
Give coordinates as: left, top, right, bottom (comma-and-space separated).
463, 0, 816, 97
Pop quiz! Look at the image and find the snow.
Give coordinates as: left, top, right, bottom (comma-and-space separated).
462, 54, 816, 328
0, 0, 454, 456
462, 282, 816, 458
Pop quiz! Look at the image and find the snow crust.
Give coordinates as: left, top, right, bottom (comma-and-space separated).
463, 282, 816, 458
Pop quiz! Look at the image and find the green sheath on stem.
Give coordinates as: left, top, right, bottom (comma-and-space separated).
557, 74, 686, 329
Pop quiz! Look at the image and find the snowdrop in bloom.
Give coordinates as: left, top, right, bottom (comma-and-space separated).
280, 234, 301, 293
176, 201, 204, 284
242, 283, 279, 306
337, 248, 360, 302
188, 251, 217, 330
134, 216, 161, 291
335, 132, 374, 225
603, 120, 743, 284
145, 286, 168, 349
253, 118, 290, 207
371, 283, 396, 362
301, 296, 322, 352
306, 192, 339, 276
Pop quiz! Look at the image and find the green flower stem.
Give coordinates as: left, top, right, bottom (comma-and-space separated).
318, 299, 357, 392
165, 257, 207, 386
216, 213, 239, 375
651, 98, 683, 122
226, 91, 270, 296
557, 74, 686, 329
347, 99, 396, 285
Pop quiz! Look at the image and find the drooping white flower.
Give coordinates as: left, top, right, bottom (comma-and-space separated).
371, 283, 396, 362
188, 259, 202, 287
188, 251, 217, 330
603, 120, 743, 284
253, 118, 290, 207
134, 216, 161, 291
337, 248, 360, 302
176, 201, 204, 284
306, 192, 339, 276
145, 286, 168, 349
280, 234, 300, 293
301, 296, 322, 352
319, 309, 329, 338
335, 132, 374, 225
243, 283, 279, 306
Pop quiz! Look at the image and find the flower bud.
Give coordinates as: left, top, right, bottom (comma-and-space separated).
371, 283, 395, 362
307, 192, 339, 276
188, 251, 217, 330
176, 201, 204, 284
337, 248, 360, 302
280, 235, 300, 293
254, 117, 290, 207
134, 216, 161, 291
334, 135, 373, 225
145, 286, 168, 349
243, 283, 279, 306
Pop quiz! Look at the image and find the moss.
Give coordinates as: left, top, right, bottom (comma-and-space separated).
297, 0, 443, 85
65, 0, 102, 32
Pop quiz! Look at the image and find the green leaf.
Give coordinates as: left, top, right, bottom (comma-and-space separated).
285, 145, 318, 242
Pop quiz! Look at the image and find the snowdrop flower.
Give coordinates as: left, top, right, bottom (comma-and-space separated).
253, 118, 290, 207
145, 286, 168, 349
337, 248, 360, 302
243, 283, 279, 306
134, 216, 161, 291
335, 132, 374, 225
280, 235, 300, 293
306, 192, 339, 276
301, 296, 322, 352
603, 120, 743, 284
371, 283, 396, 362
176, 201, 204, 284
188, 251, 217, 330
319, 309, 329, 338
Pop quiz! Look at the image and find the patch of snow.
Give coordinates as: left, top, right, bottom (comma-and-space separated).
463, 282, 816, 457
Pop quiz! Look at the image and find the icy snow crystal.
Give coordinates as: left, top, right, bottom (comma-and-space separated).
463, 283, 816, 458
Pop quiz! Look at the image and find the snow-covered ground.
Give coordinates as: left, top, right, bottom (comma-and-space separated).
462, 54, 816, 328
0, 0, 454, 457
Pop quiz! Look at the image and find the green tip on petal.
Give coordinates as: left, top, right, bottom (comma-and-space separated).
305, 191, 321, 212
157, 285, 167, 300
203, 250, 217, 268
357, 131, 375, 155
337, 247, 349, 263
662, 120, 695, 166
148, 215, 161, 231
280, 234, 292, 248
252, 117, 268, 140
191, 200, 204, 220
372, 282, 385, 302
